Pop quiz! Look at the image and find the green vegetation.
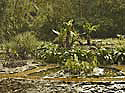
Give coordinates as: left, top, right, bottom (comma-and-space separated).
5, 32, 40, 59
0, 0, 124, 77
0, 0, 124, 42
83, 23, 100, 45
65, 58, 98, 74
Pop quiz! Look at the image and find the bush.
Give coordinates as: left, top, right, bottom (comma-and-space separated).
65, 58, 98, 75
34, 40, 125, 66
65, 59, 81, 70
34, 42, 63, 63
96, 48, 125, 65
96, 48, 113, 65
35, 44, 99, 65
5, 32, 40, 59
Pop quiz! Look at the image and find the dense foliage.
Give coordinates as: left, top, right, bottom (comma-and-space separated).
0, 0, 124, 42
34, 41, 125, 65
5, 32, 40, 59
0, 0, 124, 74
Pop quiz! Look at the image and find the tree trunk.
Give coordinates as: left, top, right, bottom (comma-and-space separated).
87, 34, 91, 45
65, 30, 70, 48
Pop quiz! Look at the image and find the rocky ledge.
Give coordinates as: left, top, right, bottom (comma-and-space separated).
43, 67, 125, 78
0, 78, 125, 93
0, 61, 46, 74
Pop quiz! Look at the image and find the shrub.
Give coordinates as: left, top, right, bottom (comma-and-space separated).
34, 42, 64, 64
65, 57, 98, 75
112, 48, 125, 65
96, 48, 113, 65
96, 48, 125, 65
80, 61, 98, 74
34, 40, 125, 66
65, 59, 81, 70
35, 44, 99, 65
5, 32, 40, 59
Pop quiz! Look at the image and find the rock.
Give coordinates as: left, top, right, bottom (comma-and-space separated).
63, 73, 71, 78
44, 83, 51, 87
36, 64, 46, 66
115, 90, 125, 93
55, 84, 69, 87
75, 87, 85, 93
0, 70, 5, 73
0, 64, 3, 68
0, 78, 36, 93
80, 71, 86, 76
27, 66, 36, 70
0, 78, 125, 93
116, 71, 125, 76
97, 87, 104, 92
0, 62, 41, 74
43, 76, 53, 78
82, 85, 97, 89
3, 61, 27, 68
53, 70, 65, 77
93, 67, 104, 76
15, 67, 22, 73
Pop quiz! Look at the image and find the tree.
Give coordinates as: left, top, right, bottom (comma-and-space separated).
0, 0, 124, 41
89, 0, 125, 38
0, 0, 49, 41
0, 0, 7, 42
53, 19, 79, 48
83, 23, 99, 45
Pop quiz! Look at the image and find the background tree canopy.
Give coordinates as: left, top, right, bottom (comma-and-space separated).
0, 0, 124, 42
